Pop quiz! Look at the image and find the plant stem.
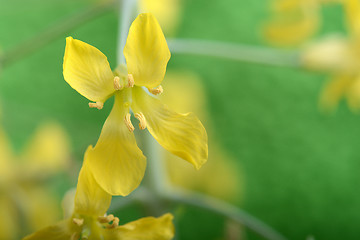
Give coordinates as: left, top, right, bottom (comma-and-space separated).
0, 1, 116, 68
163, 187, 288, 240
116, 0, 137, 64
167, 38, 301, 68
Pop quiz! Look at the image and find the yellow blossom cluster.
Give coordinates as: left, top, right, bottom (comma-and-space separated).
23, 12, 208, 240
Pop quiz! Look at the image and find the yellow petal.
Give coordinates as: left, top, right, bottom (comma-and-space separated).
319, 75, 354, 112
22, 220, 71, 240
20, 186, 62, 233
74, 156, 112, 216
86, 91, 146, 196
0, 129, 13, 179
138, 0, 182, 35
104, 213, 174, 240
124, 13, 171, 88
132, 87, 208, 170
161, 71, 206, 120
263, 0, 319, 46
0, 196, 17, 240
20, 122, 70, 175
63, 37, 115, 103
301, 36, 352, 71
344, 0, 360, 38
346, 76, 360, 112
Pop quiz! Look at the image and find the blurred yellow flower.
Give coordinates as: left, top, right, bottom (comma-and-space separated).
63, 13, 208, 196
0, 121, 70, 239
263, 0, 320, 46
138, 0, 182, 35
23, 155, 175, 240
162, 71, 243, 202
301, 0, 360, 111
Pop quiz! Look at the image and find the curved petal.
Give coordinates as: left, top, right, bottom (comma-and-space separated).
20, 122, 70, 175
104, 213, 174, 240
301, 36, 351, 72
0, 196, 17, 240
319, 75, 353, 112
344, 0, 360, 38
22, 220, 71, 240
263, 0, 319, 46
74, 156, 111, 216
0, 129, 13, 179
86, 91, 146, 196
132, 87, 208, 170
63, 37, 115, 103
124, 13, 171, 88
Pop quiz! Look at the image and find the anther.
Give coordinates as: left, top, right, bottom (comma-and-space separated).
148, 85, 163, 95
98, 214, 114, 223
72, 218, 84, 226
127, 74, 135, 88
113, 76, 123, 90
135, 112, 147, 130
88, 101, 103, 110
71, 233, 80, 240
107, 217, 120, 229
124, 113, 135, 132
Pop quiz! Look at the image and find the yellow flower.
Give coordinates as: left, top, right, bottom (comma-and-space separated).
63, 13, 208, 196
0, 121, 70, 239
23, 152, 175, 240
301, 0, 360, 111
263, 0, 320, 46
162, 71, 243, 202
138, 0, 182, 35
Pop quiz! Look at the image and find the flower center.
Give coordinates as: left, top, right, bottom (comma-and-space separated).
71, 214, 120, 239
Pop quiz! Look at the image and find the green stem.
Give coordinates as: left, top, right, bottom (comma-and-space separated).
0, 0, 116, 68
167, 38, 301, 68
117, 0, 137, 64
163, 187, 288, 240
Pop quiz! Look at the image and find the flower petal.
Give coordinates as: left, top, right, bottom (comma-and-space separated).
63, 37, 115, 103
263, 0, 319, 46
319, 75, 353, 112
132, 87, 208, 170
22, 220, 71, 240
0, 196, 17, 240
344, 0, 360, 38
86, 91, 146, 196
20, 122, 70, 175
74, 156, 111, 216
124, 13, 171, 88
104, 213, 174, 240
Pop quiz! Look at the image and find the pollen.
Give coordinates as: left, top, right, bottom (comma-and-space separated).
148, 85, 163, 95
107, 217, 120, 229
135, 112, 147, 130
72, 218, 84, 226
98, 214, 115, 223
124, 113, 135, 132
113, 76, 123, 90
127, 74, 135, 88
88, 101, 104, 110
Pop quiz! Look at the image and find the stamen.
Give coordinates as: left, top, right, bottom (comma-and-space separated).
72, 218, 84, 226
98, 214, 114, 223
127, 74, 135, 88
107, 217, 120, 229
71, 233, 80, 240
135, 112, 147, 130
113, 76, 123, 90
88, 101, 103, 110
148, 85, 163, 95
124, 113, 135, 132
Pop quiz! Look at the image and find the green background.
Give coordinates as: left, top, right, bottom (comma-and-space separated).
0, 0, 358, 239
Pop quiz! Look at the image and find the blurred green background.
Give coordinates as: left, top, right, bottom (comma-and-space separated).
1, 0, 358, 239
